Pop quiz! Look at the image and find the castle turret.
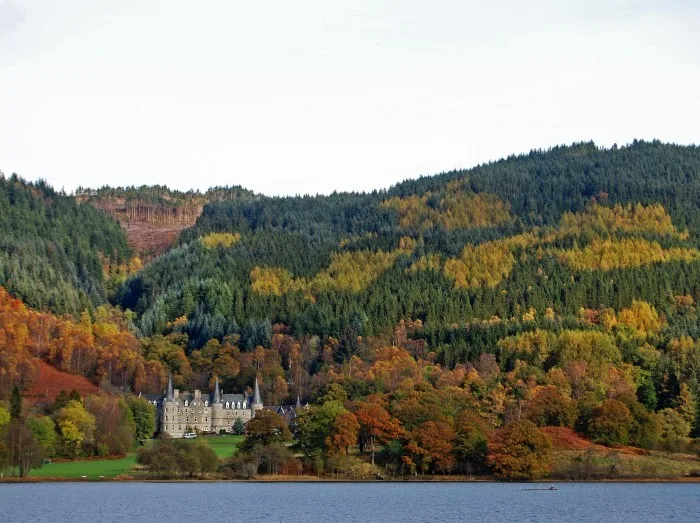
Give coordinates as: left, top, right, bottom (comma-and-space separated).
295, 394, 301, 409
213, 377, 221, 404
166, 373, 174, 402
252, 377, 263, 412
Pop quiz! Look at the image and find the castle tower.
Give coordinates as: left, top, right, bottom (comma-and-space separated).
252, 377, 263, 412
166, 373, 174, 401
213, 376, 221, 404
210, 376, 224, 433
162, 373, 179, 437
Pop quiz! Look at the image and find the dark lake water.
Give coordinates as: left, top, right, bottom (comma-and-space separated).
0, 482, 698, 522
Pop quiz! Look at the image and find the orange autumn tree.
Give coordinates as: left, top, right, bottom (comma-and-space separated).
523, 386, 577, 428
488, 420, 552, 480
365, 346, 421, 391
0, 286, 165, 396
326, 411, 360, 455
354, 396, 404, 465
407, 420, 457, 474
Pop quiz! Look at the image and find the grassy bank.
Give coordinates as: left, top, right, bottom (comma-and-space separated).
15, 432, 700, 482
29, 455, 138, 479
26, 435, 244, 480
551, 449, 700, 480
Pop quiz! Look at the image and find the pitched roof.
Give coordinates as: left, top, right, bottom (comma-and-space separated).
221, 393, 247, 404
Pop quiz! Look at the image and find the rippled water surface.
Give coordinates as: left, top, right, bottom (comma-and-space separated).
1, 482, 699, 522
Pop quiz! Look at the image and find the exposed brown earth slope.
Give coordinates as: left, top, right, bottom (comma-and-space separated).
85, 199, 202, 258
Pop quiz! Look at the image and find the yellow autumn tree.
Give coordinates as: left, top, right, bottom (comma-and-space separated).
201, 232, 241, 248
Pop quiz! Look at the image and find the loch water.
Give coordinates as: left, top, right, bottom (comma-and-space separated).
0, 482, 699, 522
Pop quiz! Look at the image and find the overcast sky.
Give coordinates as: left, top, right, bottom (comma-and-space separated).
1, 1, 699, 196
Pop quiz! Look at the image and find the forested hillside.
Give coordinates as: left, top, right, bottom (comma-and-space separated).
118, 140, 700, 352
0, 174, 133, 314
3, 140, 700, 479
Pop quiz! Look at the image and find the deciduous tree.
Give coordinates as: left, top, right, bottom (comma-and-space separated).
524, 386, 577, 428
242, 410, 291, 451
355, 399, 403, 465
488, 420, 552, 480
586, 399, 632, 446
127, 395, 156, 442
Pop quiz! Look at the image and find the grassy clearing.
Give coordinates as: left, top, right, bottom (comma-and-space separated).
202, 435, 244, 459
30, 455, 137, 479
27, 435, 244, 479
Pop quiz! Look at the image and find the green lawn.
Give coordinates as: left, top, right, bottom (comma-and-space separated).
28, 435, 244, 479
30, 455, 137, 479
203, 434, 244, 459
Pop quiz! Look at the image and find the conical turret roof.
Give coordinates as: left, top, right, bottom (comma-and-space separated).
166, 373, 174, 401
213, 377, 221, 403
253, 377, 263, 405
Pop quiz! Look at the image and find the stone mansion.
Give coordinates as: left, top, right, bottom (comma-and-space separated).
158, 375, 264, 438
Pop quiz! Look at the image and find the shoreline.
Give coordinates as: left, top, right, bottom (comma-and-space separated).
4, 475, 700, 484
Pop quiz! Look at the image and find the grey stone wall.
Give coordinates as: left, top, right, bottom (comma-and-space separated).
160, 391, 255, 438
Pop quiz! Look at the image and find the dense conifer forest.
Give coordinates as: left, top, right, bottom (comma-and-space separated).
119, 140, 700, 351
2, 140, 700, 479
0, 174, 132, 314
